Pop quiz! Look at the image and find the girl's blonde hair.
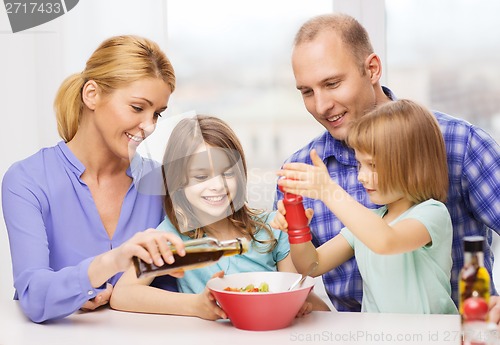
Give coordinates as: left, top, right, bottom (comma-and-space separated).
162, 115, 277, 253
54, 35, 176, 142
346, 99, 448, 203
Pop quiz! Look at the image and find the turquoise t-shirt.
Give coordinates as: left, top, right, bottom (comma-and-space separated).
157, 211, 290, 294
340, 199, 458, 314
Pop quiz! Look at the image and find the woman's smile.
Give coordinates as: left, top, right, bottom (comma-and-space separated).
125, 131, 144, 146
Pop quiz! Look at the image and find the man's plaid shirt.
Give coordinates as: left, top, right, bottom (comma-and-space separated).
274, 88, 500, 311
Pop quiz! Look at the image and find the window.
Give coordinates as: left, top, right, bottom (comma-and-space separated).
386, 0, 500, 143
385, 0, 500, 282
163, 0, 333, 208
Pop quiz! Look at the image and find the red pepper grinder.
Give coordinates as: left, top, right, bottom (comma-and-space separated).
279, 182, 312, 244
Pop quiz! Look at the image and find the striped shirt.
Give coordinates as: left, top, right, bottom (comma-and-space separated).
274, 87, 500, 312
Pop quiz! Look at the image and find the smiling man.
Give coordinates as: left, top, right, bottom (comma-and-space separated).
274, 13, 500, 318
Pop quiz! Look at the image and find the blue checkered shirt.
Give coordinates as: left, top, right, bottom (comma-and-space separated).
274, 88, 500, 312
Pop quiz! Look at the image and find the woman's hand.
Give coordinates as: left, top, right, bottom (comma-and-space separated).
112, 229, 186, 273
80, 283, 113, 311
277, 149, 336, 202
88, 229, 186, 289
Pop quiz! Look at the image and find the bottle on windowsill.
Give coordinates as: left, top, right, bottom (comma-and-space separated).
133, 237, 249, 279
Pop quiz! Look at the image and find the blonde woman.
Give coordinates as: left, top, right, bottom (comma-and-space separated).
273, 99, 458, 314
1, 35, 184, 323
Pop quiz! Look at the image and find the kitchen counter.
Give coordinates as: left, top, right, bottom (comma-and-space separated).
0, 299, 462, 345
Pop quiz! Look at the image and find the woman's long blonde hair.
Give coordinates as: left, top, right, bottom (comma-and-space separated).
54, 35, 176, 142
346, 99, 449, 203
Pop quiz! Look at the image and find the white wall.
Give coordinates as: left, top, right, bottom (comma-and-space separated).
0, 9, 61, 302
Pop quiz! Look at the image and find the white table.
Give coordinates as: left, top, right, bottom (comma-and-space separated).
0, 299, 462, 345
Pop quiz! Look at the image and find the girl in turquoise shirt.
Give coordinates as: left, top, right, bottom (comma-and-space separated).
111, 115, 330, 319
273, 99, 458, 314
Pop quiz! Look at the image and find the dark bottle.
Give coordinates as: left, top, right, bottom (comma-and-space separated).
133, 237, 249, 279
279, 184, 312, 244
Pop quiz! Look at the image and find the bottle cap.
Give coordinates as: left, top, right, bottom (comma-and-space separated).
463, 236, 484, 253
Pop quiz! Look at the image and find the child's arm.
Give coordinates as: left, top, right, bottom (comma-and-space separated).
276, 255, 331, 313
110, 267, 226, 320
277, 149, 432, 255
271, 200, 354, 277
